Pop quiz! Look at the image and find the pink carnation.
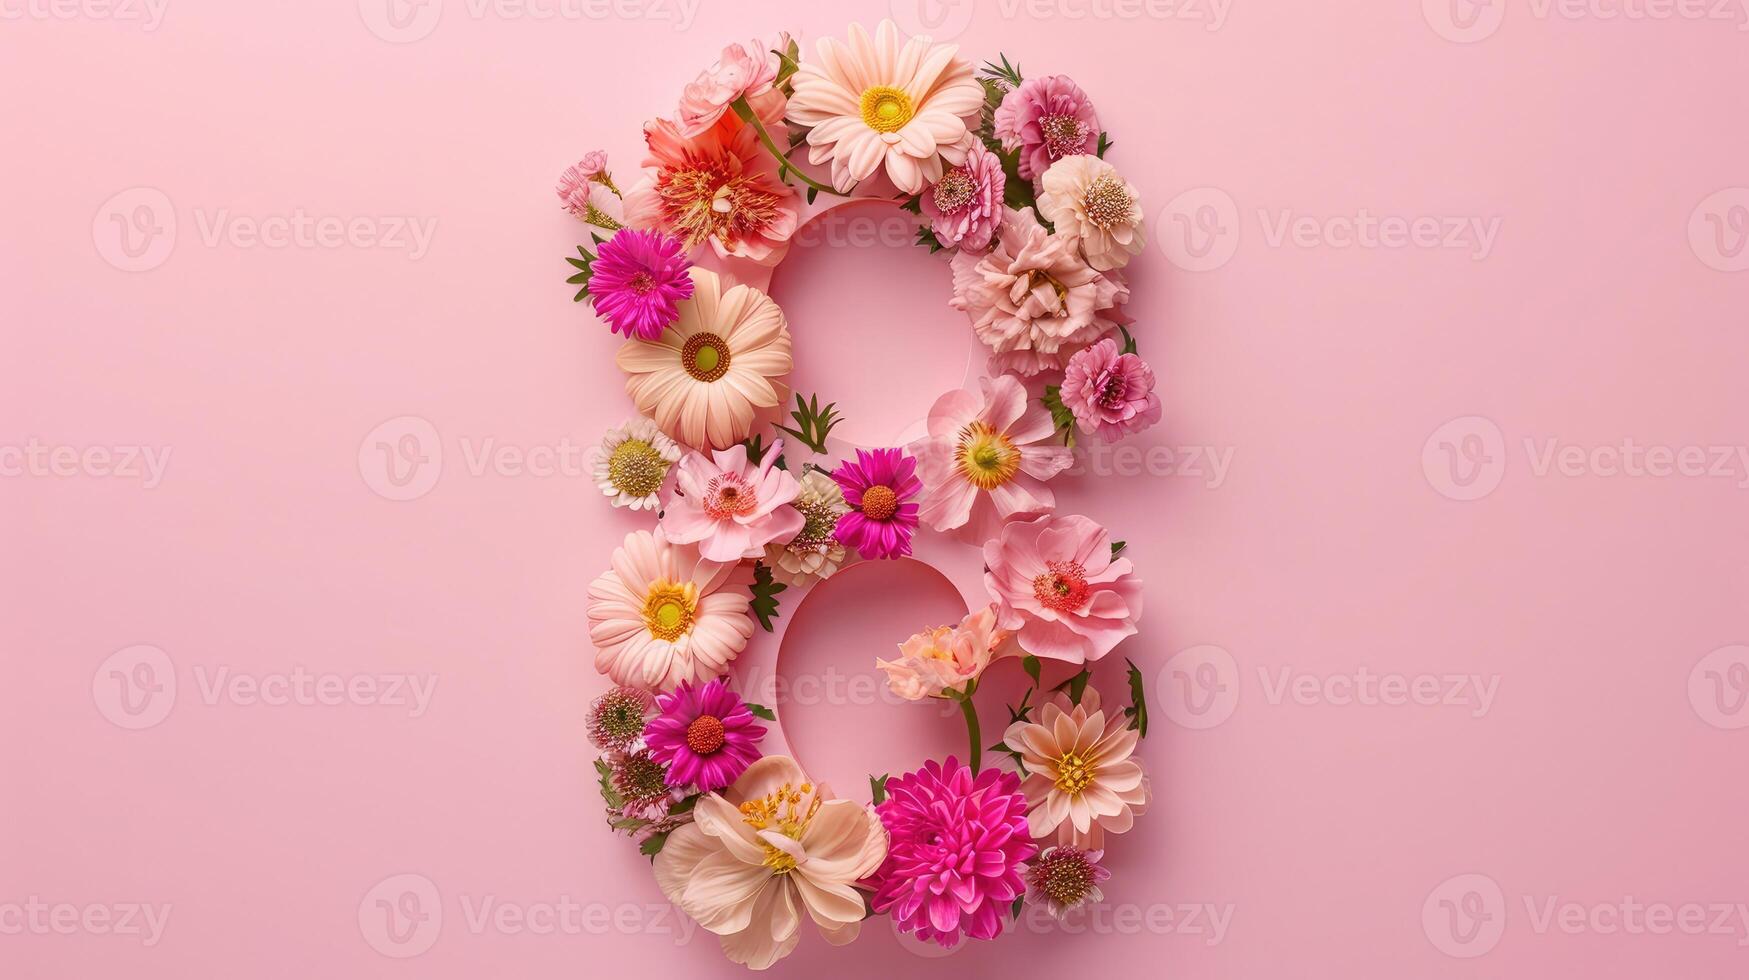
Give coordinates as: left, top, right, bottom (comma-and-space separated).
993, 75, 1100, 182
983, 513, 1143, 663
950, 207, 1129, 377
675, 36, 785, 138
1059, 337, 1162, 441
661, 440, 804, 563
921, 141, 1006, 252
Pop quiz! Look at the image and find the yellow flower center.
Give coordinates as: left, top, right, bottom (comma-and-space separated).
1082, 173, 1133, 230
955, 421, 1021, 490
681, 332, 731, 382
1055, 751, 1096, 795
739, 781, 822, 874
859, 85, 915, 133
642, 581, 697, 642
608, 438, 669, 498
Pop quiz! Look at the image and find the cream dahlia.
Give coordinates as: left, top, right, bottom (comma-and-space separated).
762, 469, 849, 586
909, 374, 1075, 541
1037, 155, 1146, 271
786, 20, 985, 194
950, 207, 1129, 377
593, 417, 681, 510
587, 529, 756, 692
654, 755, 888, 970
617, 268, 793, 452
1002, 687, 1149, 849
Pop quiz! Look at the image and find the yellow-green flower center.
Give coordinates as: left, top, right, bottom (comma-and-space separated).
681, 332, 731, 382
859, 85, 914, 133
608, 438, 669, 498
955, 421, 1021, 490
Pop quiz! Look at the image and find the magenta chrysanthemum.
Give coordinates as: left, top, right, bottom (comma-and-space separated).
830, 448, 922, 560
644, 678, 766, 791
585, 685, 654, 752
865, 757, 1036, 948
588, 229, 695, 341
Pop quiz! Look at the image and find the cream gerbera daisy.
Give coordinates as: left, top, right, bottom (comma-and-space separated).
593, 417, 681, 510
786, 20, 986, 194
762, 469, 849, 586
616, 268, 792, 452
587, 529, 756, 692
1037, 155, 1147, 272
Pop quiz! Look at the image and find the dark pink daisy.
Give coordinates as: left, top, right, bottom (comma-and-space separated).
588, 228, 694, 340
830, 448, 922, 560
643, 678, 765, 791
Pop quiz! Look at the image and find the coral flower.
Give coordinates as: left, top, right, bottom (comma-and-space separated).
763, 469, 849, 586
1026, 845, 1110, 918
909, 374, 1075, 541
950, 207, 1129, 377
993, 74, 1101, 182
877, 605, 1012, 700
593, 416, 682, 511
921, 140, 1006, 252
1001, 688, 1149, 848
617, 268, 793, 451
645, 678, 766, 792
1059, 338, 1162, 441
786, 20, 985, 194
1037, 154, 1146, 272
983, 513, 1142, 663
661, 440, 804, 563
587, 529, 757, 692
865, 757, 1035, 948
676, 36, 786, 138
654, 756, 888, 970
588, 229, 695, 340
830, 448, 922, 560
622, 94, 799, 265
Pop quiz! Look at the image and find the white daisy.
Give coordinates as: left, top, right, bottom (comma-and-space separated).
594, 417, 681, 510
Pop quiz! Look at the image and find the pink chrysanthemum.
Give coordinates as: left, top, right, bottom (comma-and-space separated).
921, 141, 1006, 252
865, 757, 1036, 949
1026, 846, 1110, 919
585, 685, 654, 752
1059, 337, 1162, 441
588, 229, 695, 341
830, 448, 922, 560
993, 75, 1101, 182
644, 678, 766, 792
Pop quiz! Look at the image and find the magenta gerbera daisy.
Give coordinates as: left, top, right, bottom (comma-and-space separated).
643, 677, 766, 791
864, 757, 1036, 949
588, 228, 695, 340
830, 448, 922, 560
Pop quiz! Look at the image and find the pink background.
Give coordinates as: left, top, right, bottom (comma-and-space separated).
5, 1, 1749, 977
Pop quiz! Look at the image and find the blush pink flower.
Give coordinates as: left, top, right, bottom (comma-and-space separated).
908, 374, 1074, 541
983, 514, 1142, 664
1037, 154, 1145, 271
877, 605, 1012, 701
587, 529, 756, 692
661, 440, 804, 563
675, 36, 786, 138
950, 207, 1129, 377
557, 150, 622, 229
920, 141, 1006, 252
1059, 337, 1162, 441
1002, 688, 1149, 849
993, 74, 1101, 182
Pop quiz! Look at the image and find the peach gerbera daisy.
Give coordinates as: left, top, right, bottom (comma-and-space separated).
786, 20, 985, 194
586, 529, 756, 692
616, 267, 793, 452
1002, 687, 1149, 849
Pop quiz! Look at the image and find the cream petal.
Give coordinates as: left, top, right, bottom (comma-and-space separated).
727, 756, 811, 805
682, 851, 773, 935
715, 879, 800, 970
793, 872, 866, 927
651, 824, 715, 905
694, 795, 768, 865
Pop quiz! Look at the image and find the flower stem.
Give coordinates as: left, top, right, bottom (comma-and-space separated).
956, 685, 982, 773
730, 96, 855, 200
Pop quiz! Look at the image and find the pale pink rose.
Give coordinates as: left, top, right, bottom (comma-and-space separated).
877, 605, 1013, 700
921, 141, 1006, 252
1059, 337, 1162, 441
983, 514, 1142, 663
993, 74, 1101, 182
661, 440, 805, 563
950, 207, 1129, 377
908, 374, 1074, 542
675, 36, 786, 138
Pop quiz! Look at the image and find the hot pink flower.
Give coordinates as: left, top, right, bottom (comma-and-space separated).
950, 207, 1129, 377
983, 514, 1142, 663
675, 36, 786, 138
661, 440, 804, 563
1059, 337, 1162, 441
993, 75, 1101, 183
908, 374, 1074, 541
830, 448, 922, 560
921, 141, 1006, 252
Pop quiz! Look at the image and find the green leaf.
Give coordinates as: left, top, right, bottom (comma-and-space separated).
1006, 687, 1034, 725
749, 562, 787, 632
745, 701, 777, 722
775, 392, 842, 454
565, 245, 596, 303
1096, 131, 1113, 158
742, 433, 771, 464
1022, 654, 1041, 686
1011, 895, 1026, 919
980, 53, 1023, 88
639, 831, 672, 857
897, 194, 923, 215
1123, 659, 1149, 736
806, 186, 819, 205
1119, 324, 1138, 355
1041, 386, 1077, 447
915, 226, 946, 253
595, 757, 625, 810
772, 44, 801, 92
1111, 540, 1127, 559
671, 793, 703, 814
1052, 668, 1093, 705
869, 773, 890, 805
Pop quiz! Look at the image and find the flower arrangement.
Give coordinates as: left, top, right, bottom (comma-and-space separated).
562, 21, 1162, 970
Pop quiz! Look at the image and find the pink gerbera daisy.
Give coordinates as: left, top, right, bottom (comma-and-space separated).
644, 678, 766, 792
830, 448, 922, 560
588, 229, 695, 340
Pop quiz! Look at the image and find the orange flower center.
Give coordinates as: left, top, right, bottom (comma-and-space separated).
653, 156, 783, 251
685, 714, 726, 754
739, 781, 822, 874
861, 485, 899, 521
